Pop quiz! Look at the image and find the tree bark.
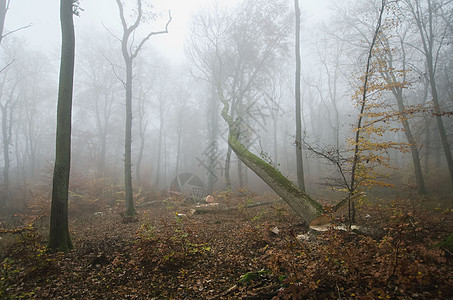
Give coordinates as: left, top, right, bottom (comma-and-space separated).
227, 125, 322, 223
0, 0, 6, 45
154, 115, 164, 190
397, 93, 426, 194
219, 91, 322, 224
294, 0, 305, 191
123, 54, 136, 216
136, 88, 147, 185
224, 95, 238, 190
48, 0, 75, 252
1, 103, 9, 212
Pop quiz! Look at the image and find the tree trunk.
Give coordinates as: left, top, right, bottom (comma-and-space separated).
394, 89, 426, 194
136, 91, 146, 184
94, 92, 107, 176
238, 159, 244, 187
219, 91, 322, 224
294, 0, 305, 191
1, 104, 9, 213
123, 58, 136, 216
409, 0, 453, 186
207, 140, 217, 194
227, 128, 322, 223
273, 112, 279, 168
382, 35, 427, 194
48, 0, 75, 252
0, 0, 6, 45
136, 126, 145, 184
175, 121, 182, 177
114, 0, 170, 212
154, 117, 163, 190
207, 87, 219, 194
0, 0, 7, 212
224, 146, 232, 189
428, 66, 453, 185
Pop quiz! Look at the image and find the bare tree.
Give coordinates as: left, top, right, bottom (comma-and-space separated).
377, 27, 427, 194
402, 0, 453, 186
0, 0, 31, 213
0, 70, 18, 212
173, 79, 192, 178
77, 32, 122, 177
113, 0, 171, 215
188, 0, 326, 223
149, 61, 175, 190
0, 0, 30, 47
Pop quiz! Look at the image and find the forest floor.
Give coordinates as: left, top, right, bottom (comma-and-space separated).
1, 190, 452, 299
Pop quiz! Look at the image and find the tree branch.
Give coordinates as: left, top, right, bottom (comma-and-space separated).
2, 24, 31, 40
131, 10, 172, 59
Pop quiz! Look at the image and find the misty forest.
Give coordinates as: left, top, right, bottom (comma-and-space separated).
0, 0, 452, 298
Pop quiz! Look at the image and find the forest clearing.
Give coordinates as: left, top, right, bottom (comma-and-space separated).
1, 185, 452, 299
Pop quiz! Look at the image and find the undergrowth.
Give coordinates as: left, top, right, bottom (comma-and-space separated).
272, 197, 452, 299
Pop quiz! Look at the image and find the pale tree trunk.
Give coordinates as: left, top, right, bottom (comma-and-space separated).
0, 0, 6, 45
25, 103, 37, 178
273, 117, 278, 167
93, 90, 109, 176
427, 65, 453, 184
114, 0, 171, 214
1, 102, 9, 212
406, 0, 453, 186
381, 36, 427, 194
175, 120, 183, 177
394, 89, 426, 194
154, 117, 164, 190
238, 159, 244, 188
0, 0, 8, 213
207, 86, 219, 194
224, 147, 232, 189
294, 0, 305, 191
136, 88, 147, 185
136, 127, 145, 184
224, 96, 238, 190
48, 0, 75, 252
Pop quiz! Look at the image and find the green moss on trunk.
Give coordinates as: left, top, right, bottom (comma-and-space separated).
228, 130, 322, 223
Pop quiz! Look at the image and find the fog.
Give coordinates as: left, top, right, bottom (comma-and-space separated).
1, 0, 452, 211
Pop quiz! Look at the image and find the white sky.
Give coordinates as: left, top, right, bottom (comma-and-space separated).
5, 0, 329, 61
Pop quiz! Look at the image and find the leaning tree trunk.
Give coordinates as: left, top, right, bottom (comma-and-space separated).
48, 0, 75, 252
227, 127, 322, 223
219, 92, 322, 224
